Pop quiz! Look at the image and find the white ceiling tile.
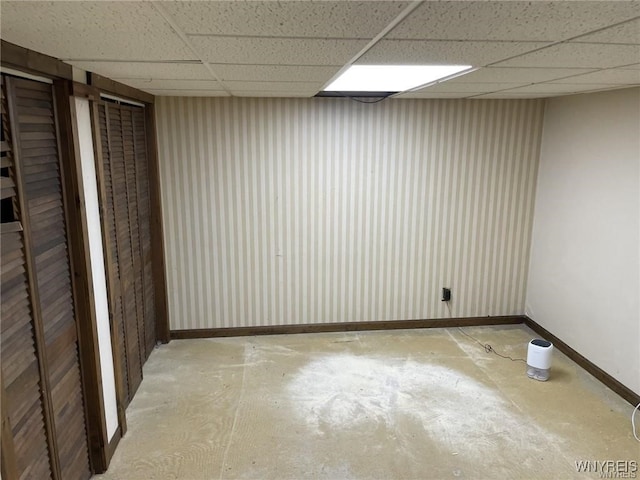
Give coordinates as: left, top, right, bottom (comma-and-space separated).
226, 81, 320, 95
191, 37, 368, 66
161, 1, 409, 38
147, 90, 230, 97
231, 91, 314, 98
211, 65, 341, 83
66, 61, 213, 80
494, 43, 640, 68
0, 1, 196, 61
3, 1, 640, 99
452, 67, 597, 84
359, 40, 549, 66
389, 1, 640, 42
549, 68, 640, 85
472, 92, 560, 99
115, 79, 225, 91
497, 83, 626, 94
409, 82, 525, 94
572, 18, 640, 44
395, 92, 473, 99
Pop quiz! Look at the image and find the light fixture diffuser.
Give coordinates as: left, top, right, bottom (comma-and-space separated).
324, 65, 473, 93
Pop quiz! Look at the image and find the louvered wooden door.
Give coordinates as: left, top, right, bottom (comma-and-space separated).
1, 75, 53, 480
97, 101, 156, 406
0, 75, 92, 480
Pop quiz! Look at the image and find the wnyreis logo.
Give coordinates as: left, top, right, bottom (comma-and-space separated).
575, 460, 637, 478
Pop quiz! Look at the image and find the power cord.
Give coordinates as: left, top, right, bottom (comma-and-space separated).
456, 326, 527, 363
444, 301, 640, 442
346, 95, 388, 104
633, 402, 640, 442
445, 301, 526, 363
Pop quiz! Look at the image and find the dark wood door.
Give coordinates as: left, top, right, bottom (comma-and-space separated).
1, 77, 53, 480
97, 101, 156, 406
0, 75, 92, 480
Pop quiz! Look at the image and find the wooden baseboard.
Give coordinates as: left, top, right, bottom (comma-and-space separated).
524, 317, 640, 407
171, 315, 640, 407
170, 316, 525, 339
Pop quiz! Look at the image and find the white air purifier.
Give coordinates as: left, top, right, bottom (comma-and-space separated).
527, 339, 553, 381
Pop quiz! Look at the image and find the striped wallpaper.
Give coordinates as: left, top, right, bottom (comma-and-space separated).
155, 97, 545, 331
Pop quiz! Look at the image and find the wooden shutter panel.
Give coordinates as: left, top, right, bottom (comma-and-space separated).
121, 109, 147, 364
96, 100, 158, 408
97, 103, 131, 403
5, 76, 92, 480
96, 100, 157, 409
1, 232, 53, 480
101, 103, 144, 402
132, 109, 156, 358
1, 76, 53, 480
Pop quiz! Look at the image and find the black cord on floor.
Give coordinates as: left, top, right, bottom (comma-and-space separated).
456, 327, 526, 363
445, 302, 526, 363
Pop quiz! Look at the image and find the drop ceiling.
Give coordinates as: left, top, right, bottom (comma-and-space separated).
1, 1, 639, 99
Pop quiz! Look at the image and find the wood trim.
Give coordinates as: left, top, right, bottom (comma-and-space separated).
53, 79, 108, 473
144, 104, 170, 344
172, 315, 640, 408
105, 427, 122, 466
171, 316, 525, 339
89, 100, 128, 437
5, 75, 62, 480
0, 376, 19, 480
72, 82, 100, 101
88, 72, 154, 105
1, 40, 72, 80
524, 317, 640, 407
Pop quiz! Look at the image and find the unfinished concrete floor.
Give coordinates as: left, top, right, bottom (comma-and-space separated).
94, 325, 639, 479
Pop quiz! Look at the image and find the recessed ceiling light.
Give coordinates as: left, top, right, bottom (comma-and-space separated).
324, 65, 473, 93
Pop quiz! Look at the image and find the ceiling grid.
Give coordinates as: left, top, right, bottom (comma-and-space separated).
0, 1, 638, 98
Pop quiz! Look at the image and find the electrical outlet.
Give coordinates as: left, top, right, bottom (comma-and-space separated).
441, 287, 451, 302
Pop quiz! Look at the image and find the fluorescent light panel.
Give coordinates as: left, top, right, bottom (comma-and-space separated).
324, 65, 473, 92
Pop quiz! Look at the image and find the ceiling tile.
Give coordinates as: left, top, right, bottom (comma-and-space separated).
226, 81, 320, 95
115, 79, 225, 91
388, 1, 640, 42
395, 92, 473, 99
497, 83, 625, 94
494, 43, 640, 68
572, 18, 640, 44
358, 40, 549, 66
550, 68, 640, 85
160, 1, 409, 38
0, 1, 196, 61
211, 65, 341, 83
472, 92, 560, 99
146, 90, 230, 97
231, 91, 315, 98
452, 67, 597, 83
409, 82, 525, 94
191, 37, 368, 66
66, 61, 213, 80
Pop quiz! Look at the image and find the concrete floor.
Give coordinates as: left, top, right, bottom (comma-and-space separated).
94, 325, 639, 480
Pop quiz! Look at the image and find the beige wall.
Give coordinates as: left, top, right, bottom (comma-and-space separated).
156, 97, 544, 330
526, 88, 640, 394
